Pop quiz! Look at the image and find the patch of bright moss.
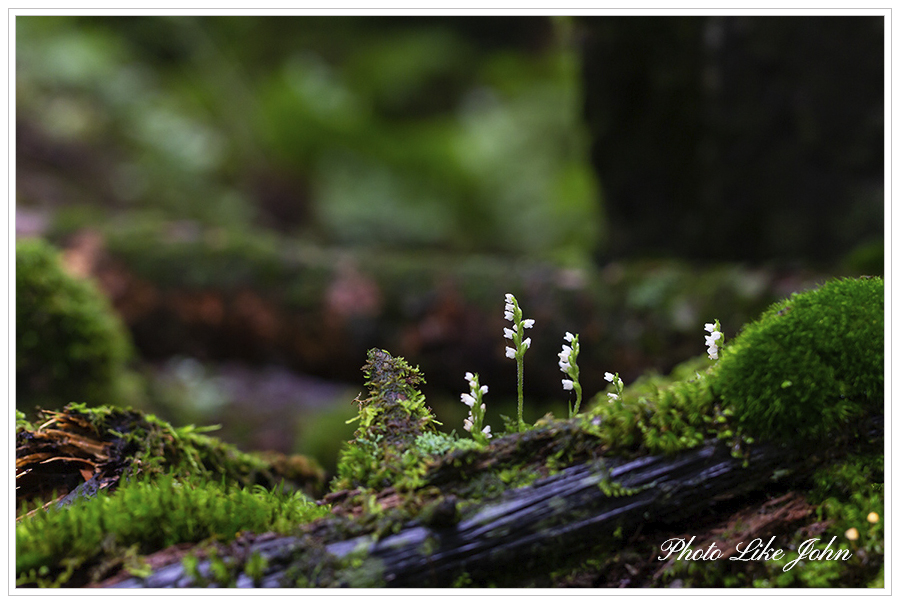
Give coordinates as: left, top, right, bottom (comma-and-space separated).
581, 277, 883, 455
714, 277, 883, 443
15, 475, 329, 587
582, 354, 737, 458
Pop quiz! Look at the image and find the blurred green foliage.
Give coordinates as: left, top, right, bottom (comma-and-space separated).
16, 238, 138, 411
17, 16, 603, 265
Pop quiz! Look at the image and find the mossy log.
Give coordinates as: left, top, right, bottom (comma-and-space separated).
19, 278, 883, 588
103, 414, 881, 588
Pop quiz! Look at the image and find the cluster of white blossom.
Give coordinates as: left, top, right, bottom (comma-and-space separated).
705, 320, 724, 360
461, 371, 491, 443
558, 332, 583, 417
605, 371, 625, 401
503, 294, 534, 359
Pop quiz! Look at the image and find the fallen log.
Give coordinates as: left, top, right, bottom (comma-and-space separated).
105, 415, 881, 588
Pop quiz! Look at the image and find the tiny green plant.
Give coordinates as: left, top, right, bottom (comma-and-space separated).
503, 293, 534, 431
705, 320, 724, 360
558, 332, 583, 417
461, 372, 491, 445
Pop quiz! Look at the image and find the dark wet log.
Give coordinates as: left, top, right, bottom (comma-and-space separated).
103, 433, 832, 588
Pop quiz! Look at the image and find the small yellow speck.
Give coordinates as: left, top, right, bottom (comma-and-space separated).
845, 527, 859, 541
867, 512, 880, 524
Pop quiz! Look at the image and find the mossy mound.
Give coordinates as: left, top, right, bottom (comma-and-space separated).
16, 238, 135, 411
714, 277, 883, 443
332, 349, 442, 491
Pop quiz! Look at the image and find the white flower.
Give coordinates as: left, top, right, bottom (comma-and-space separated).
464, 372, 475, 382
564, 332, 575, 342
505, 303, 516, 314
480, 385, 489, 394
562, 379, 574, 390
463, 417, 473, 432
505, 293, 514, 303
704, 321, 723, 360
521, 319, 535, 329
608, 392, 619, 400
482, 425, 492, 438
504, 310, 515, 321
604, 372, 615, 382
559, 360, 571, 372
503, 327, 516, 340
461, 393, 476, 407
522, 338, 531, 349
505, 346, 517, 359
560, 345, 572, 359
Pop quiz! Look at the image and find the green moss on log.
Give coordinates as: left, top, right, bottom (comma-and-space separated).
714, 276, 883, 442
332, 349, 443, 491
16, 475, 329, 588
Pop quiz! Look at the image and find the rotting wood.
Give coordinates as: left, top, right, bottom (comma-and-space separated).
102, 416, 882, 589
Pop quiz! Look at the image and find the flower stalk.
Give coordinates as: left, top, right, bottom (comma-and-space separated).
503, 293, 533, 431
461, 372, 491, 445
559, 332, 583, 417
605, 371, 624, 406
705, 320, 724, 360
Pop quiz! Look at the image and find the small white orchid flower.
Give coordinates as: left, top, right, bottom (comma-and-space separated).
461, 372, 491, 445
604, 371, 624, 405
704, 320, 724, 361
559, 333, 583, 417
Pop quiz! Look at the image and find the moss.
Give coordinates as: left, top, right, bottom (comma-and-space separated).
332, 349, 443, 491
16, 403, 325, 512
581, 354, 738, 459
714, 277, 883, 443
16, 238, 136, 411
15, 475, 329, 587
579, 277, 883, 457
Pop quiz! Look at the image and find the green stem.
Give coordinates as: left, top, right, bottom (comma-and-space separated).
517, 356, 525, 431
572, 383, 583, 416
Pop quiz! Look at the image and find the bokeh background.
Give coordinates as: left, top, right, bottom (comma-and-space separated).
15, 15, 884, 476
